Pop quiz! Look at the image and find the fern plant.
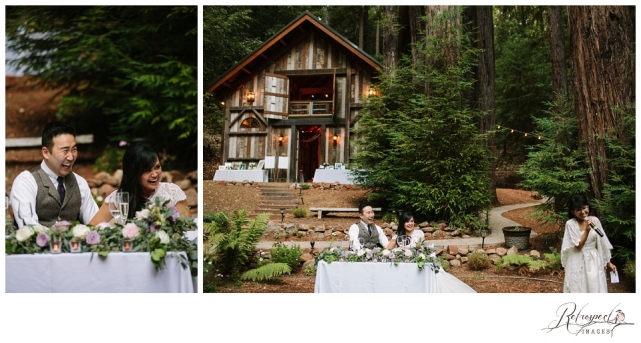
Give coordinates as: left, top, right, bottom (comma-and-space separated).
240, 263, 291, 281
205, 210, 271, 281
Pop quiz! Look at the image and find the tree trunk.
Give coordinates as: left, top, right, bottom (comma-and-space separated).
464, 6, 498, 204
568, 6, 635, 201
375, 6, 380, 56
358, 6, 365, 49
408, 6, 425, 67
548, 6, 568, 99
383, 6, 399, 73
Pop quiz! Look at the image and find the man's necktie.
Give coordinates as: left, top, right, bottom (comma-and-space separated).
57, 176, 66, 202
368, 224, 372, 236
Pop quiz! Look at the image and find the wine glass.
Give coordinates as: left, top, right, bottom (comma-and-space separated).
358, 238, 365, 250
108, 200, 121, 224
117, 192, 129, 223
397, 235, 407, 249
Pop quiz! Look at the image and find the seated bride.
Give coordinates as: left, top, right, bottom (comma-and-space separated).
89, 143, 189, 225
386, 212, 425, 249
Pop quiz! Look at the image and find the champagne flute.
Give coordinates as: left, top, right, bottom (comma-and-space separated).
397, 235, 407, 249
358, 238, 365, 250
108, 200, 121, 224
117, 192, 129, 223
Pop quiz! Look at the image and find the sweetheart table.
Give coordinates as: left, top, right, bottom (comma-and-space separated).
6, 252, 194, 293
314, 261, 440, 293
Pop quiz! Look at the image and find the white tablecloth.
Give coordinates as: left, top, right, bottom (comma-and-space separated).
6, 252, 194, 293
213, 170, 267, 182
314, 261, 440, 293
312, 169, 354, 184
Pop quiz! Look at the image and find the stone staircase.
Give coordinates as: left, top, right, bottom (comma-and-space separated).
256, 183, 299, 219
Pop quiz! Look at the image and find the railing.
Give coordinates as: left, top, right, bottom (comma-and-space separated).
290, 101, 333, 115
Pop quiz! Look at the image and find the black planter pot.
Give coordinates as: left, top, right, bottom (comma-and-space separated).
502, 226, 532, 250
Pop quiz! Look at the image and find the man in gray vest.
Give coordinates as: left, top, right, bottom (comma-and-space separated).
10, 122, 98, 228
348, 202, 389, 250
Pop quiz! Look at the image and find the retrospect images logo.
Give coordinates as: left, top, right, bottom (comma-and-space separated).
543, 302, 633, 337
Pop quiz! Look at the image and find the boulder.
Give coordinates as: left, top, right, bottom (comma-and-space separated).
486, 248, 496, 255
86, 178, 101, 188
285, 224, 297, 235
488, 254, 501, 264
324, 230, 333, 238
113, 169, 123, 181
104, 176, 120, 187
97, 184, 116, 199
450, 260, 461, 267
384, 228, 393, 236
175, 179, 192, 190
169, 170, 185, 182
496, 247, 507, 256
458, 248, 469, 256
187, 170, 198, 182
302, 259, 315, 270
437, 222, 447, 231
314, 225, 325, 232
530, 250, 541, 258
450, 230, 461, 237
333, 232, 346, 239
443, 226, 455, 232
507, 246, 519, 255
184, 187, 198, 207
447, 245, 458, 255
300, 253, 314, 262
424, 227, 435, 233
94, 171, 110, 183
160, 171, 173, 183
461, 257, 468, 263
418, 221, 429, 228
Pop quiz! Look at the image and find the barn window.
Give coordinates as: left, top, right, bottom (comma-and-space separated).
240, 117, 260, 129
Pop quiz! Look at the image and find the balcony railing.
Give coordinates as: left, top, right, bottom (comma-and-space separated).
290, 101, 333, 115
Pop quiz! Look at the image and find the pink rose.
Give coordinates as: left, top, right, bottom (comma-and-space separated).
122, 223, 140, 238
53, 220, 71, 232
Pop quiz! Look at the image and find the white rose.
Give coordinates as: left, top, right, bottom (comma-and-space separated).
16, 226, 34, 242
136, 209, 150, 221
357, 249, 366, 257
419, 253, 426, 260
72, 224, 90, 239
382, 249, 390, 256
32, 224, 49, 234
430, 253, 436, 259
155, 230, 170, 244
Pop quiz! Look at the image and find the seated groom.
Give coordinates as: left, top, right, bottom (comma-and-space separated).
348, 202, 389, 249
10, 122, 98, 227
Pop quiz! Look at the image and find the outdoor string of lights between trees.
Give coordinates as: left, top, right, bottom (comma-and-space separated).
494, 124, 543, 140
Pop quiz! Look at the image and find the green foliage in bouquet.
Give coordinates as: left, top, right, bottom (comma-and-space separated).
204, 210, 270, 281
5, 197, 197, 272
270, 242, 302, 270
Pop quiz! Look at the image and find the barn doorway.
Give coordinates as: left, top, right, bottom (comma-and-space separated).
297, 125, 321, 182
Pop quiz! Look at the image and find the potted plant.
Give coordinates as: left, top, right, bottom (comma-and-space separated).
502, 226, 532, 250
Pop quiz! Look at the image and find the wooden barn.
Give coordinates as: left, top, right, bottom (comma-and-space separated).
207, 11, 383, 182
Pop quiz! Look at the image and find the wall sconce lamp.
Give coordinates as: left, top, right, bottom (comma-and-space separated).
368, 87, 377, 97
332, 132, 338, 143
246, 91, 255, 104
278, 134, 284, 144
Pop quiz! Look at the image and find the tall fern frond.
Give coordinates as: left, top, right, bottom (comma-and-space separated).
240, 263, 291, 281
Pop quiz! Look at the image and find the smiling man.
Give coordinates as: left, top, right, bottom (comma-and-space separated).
10, 122, 98, 227
348, 202, 389, 250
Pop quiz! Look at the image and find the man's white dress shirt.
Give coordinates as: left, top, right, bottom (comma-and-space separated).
10, 160, 98, 228
348, 220, 389, 250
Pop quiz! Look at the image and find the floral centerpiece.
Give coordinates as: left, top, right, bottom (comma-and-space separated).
5, 197, 197, 272
315, 240, 442, 272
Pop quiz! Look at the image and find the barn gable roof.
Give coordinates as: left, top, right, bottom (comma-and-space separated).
206, 10, 383, 96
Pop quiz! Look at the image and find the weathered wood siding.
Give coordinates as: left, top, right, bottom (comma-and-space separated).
324, 126, 345, 164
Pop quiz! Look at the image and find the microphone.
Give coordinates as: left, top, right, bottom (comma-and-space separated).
587, 219, 604, 237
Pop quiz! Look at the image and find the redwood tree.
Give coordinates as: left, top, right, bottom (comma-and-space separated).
568, 6, 635, 202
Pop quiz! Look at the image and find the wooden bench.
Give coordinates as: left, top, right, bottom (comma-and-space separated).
310, 207, 382, 219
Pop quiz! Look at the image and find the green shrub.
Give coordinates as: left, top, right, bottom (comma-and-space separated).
622, 260, 635, 283
467, 252, 491, 270
381, 212, 398, 225
300, 184, 311, 190
204, 210, 270, 281
304, 265, 315, 276
498, 254, 548, 272
291, 207, 308, 218
438, 255, 450, 272
93, 145, 126, 174
270, 243, 302, 270
543, 248, 561, 270
240, 263, 291, 281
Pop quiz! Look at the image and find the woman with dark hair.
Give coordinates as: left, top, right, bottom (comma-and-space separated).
89, 143, 189, 225
561, 194, 616, 293
386, 212, 425, 249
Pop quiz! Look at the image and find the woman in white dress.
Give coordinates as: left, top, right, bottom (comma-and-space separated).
561, 194, 617, 293
387, 212, 424, 249
89, 143, 188, 225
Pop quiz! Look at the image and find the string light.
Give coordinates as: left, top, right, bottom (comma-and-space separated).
494, 124, 545, 140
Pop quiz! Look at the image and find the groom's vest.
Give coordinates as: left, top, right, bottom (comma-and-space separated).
357, 222, 381, 249
31, 166, 82, 227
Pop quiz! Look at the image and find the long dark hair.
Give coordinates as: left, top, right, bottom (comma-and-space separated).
567, 194, 590, 219
397, 212, 414, 237
119, 143, 159, 219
